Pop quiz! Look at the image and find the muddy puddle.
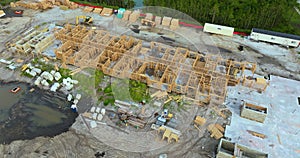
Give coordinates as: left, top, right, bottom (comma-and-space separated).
0, 81, 78, 144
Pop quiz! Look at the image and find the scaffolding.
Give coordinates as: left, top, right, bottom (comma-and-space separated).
54, 24, 257, 105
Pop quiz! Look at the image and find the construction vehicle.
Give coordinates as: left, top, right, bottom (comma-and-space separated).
156, 109, 173, 126
141, 19, 156, 27
76, 16, 93, 25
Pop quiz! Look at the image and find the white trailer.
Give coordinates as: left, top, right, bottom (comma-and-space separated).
250, 28, 300, 47
203, 23, 234, 37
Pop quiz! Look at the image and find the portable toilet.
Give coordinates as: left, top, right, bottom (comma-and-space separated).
117, 8, 126, 19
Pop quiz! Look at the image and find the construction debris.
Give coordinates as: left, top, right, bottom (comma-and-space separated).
246, 130, 266, 139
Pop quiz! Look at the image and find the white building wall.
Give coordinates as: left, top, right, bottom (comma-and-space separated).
250, 32, 300, 47
203, 23, 234, 37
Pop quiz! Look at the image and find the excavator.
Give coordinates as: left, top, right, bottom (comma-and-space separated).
75, 16, 93, 25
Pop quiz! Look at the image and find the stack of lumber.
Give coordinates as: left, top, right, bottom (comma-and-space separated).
162, 16, 172, 26
145, 13, 153, 21
11, 0, 78, 10
129, 10, 140, 22
100, 7, 113, 16
83, 6, 94, 12
127, 117, 146, 128
194, 116, 206, 126
207, 124, 224, 139
170, 19, 179, 30
155, 16, 162, 25
93, 8, 103, 14
122, 10, 132, 21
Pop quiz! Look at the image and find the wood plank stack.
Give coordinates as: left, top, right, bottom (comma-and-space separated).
93, 8, 103, 14
100, 7, 113, 16
162, 16, 172, 26
11, 0, 78, 10
83, 7, 94, 12
194, 116, 206, 126
207, 124, 224, 139
145, 13, 153, 21
122, 10, 132, 21
170, 18, 179, 30
129, 10, 140, 22
155, 16, 162, 25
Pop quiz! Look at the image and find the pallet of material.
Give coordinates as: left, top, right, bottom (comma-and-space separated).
145, 13, 153, 21
162, 16, 172, 26
207, 124, 224, 139
93, 8, 103, 14
155, 16, 162, 25
170, 19, 179, 30
100, 7, 113, 16
83, 7, 94, 12
10, 2, 16, 8
127, 119, 145, 128
194, 116, 206, 126
122, 10, 132, 21
214, 124, 225, 133
129, 11, 140, 22
68, 2, 79, 9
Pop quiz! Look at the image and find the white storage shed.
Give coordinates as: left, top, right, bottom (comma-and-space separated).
203, 23, 234, 37
250, 28, 300, 47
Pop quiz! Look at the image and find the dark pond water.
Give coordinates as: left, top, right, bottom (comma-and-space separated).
0, 81, 78, 144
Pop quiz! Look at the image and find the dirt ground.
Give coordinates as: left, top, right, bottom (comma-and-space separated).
0, 5, 299, 158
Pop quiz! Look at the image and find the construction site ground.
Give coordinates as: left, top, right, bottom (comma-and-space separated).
0, 5, 299, 158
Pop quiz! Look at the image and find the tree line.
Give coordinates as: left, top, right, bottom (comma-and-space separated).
144, 0, 300, 34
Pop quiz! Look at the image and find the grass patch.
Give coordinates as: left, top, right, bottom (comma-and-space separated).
95, 69, 104, 87
20, 70, 34, 78
103, 97, 115, 106
129, 80, 150, 103
58, 68, 71, 83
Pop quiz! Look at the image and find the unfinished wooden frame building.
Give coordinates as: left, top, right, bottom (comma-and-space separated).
8, 30, 54, 54
54, 24, 256, 105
